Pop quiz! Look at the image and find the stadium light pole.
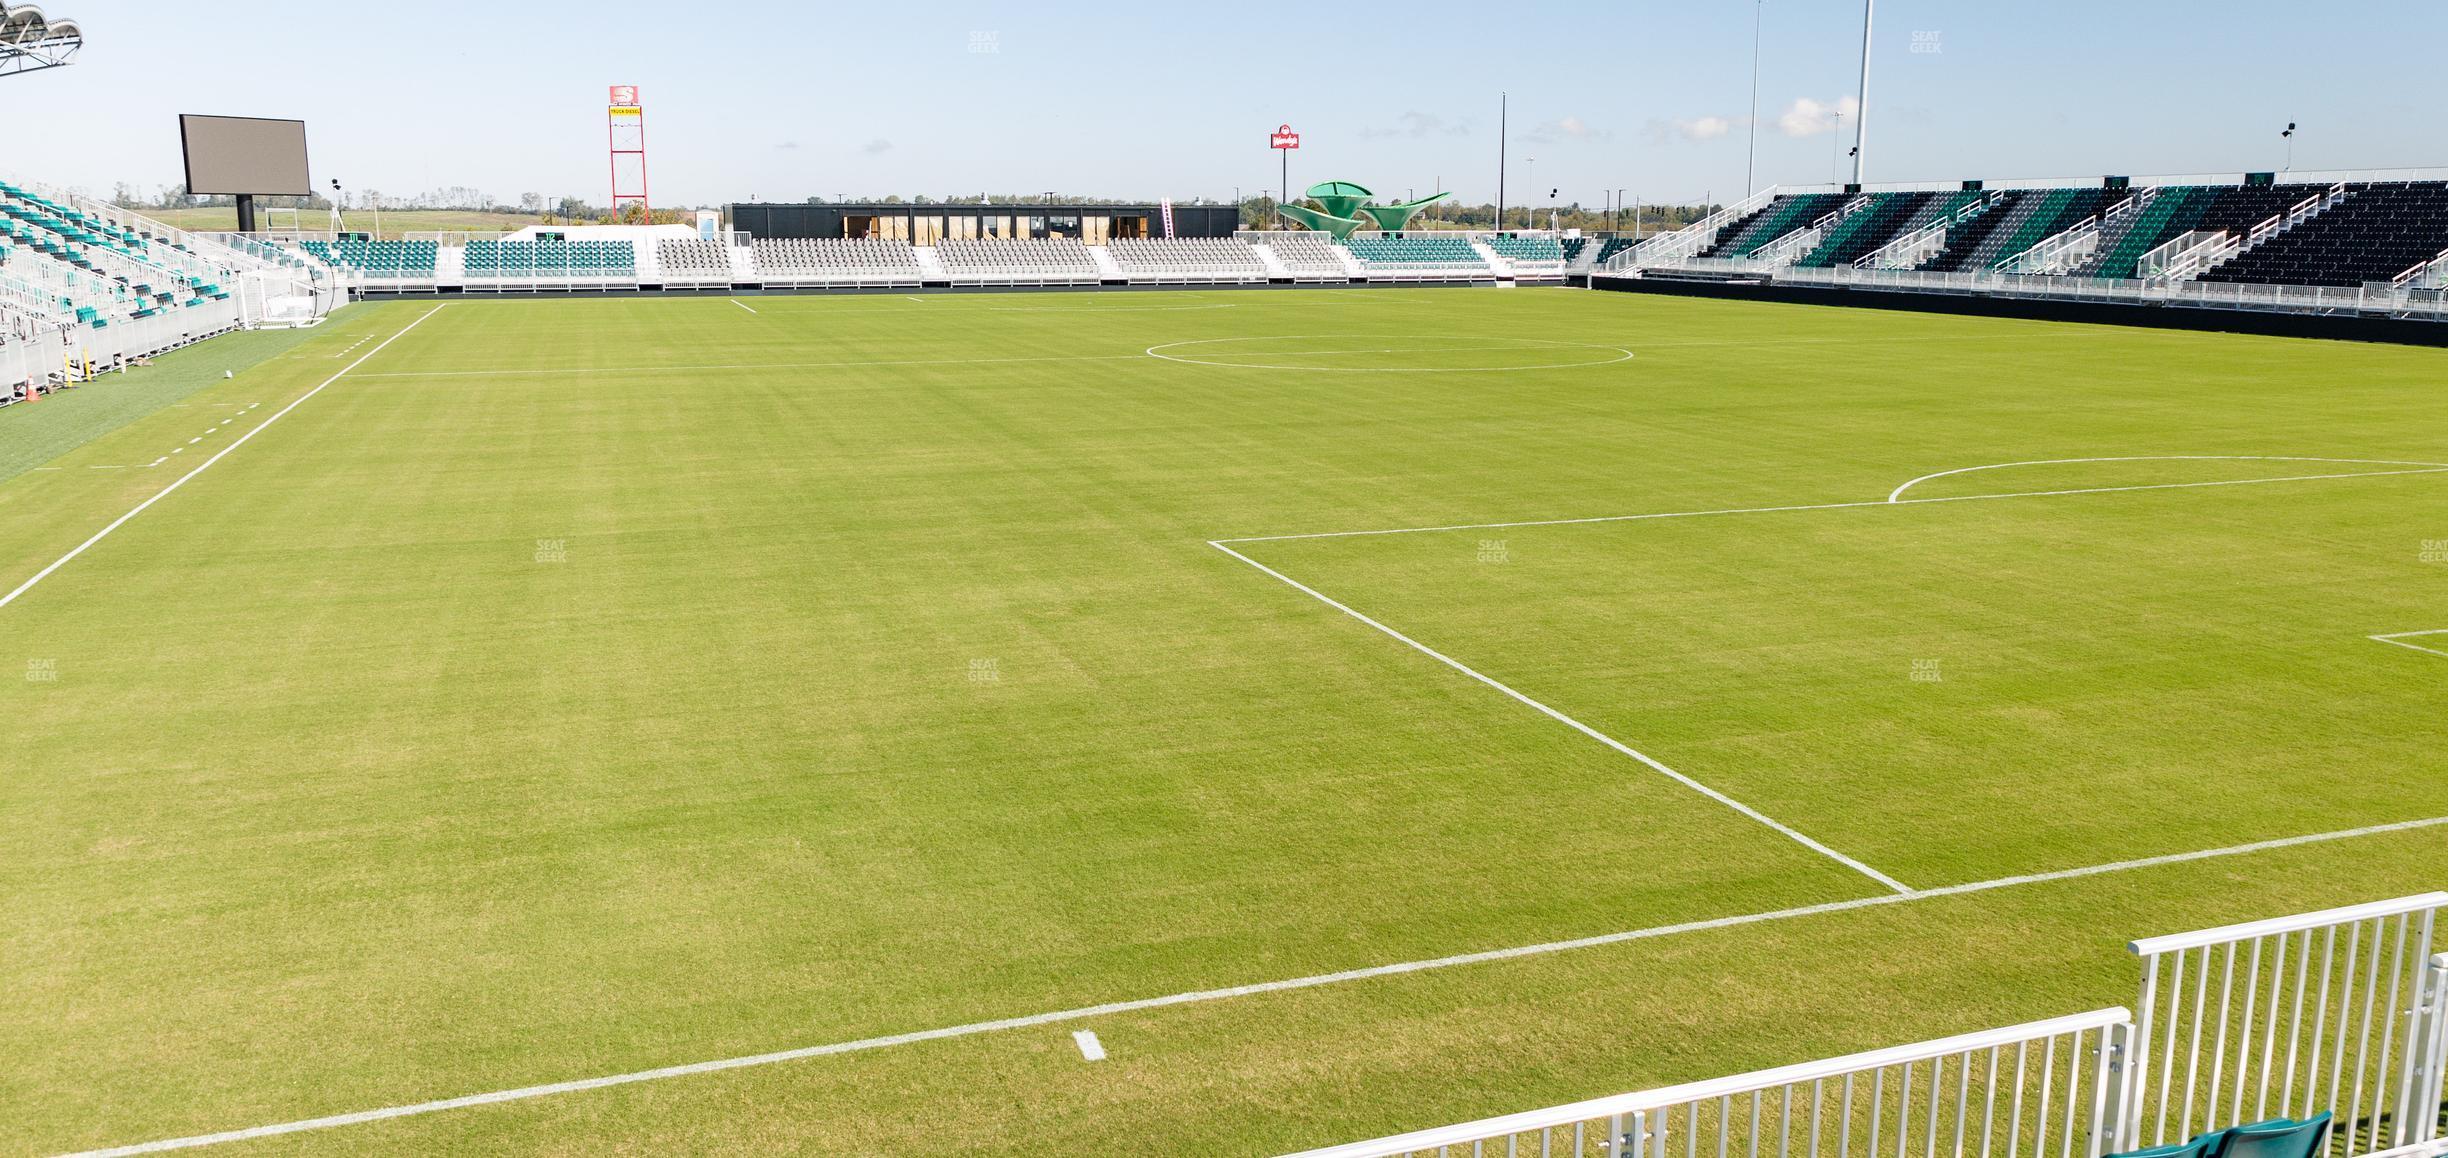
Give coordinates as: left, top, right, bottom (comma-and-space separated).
1851, 0, 1873, 185
1746, 0, 1764, 195
1496, 92, 1507, 234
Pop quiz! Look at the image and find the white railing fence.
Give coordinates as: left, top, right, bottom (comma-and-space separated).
2392, 248, 2448, 290
2242, 183, 2352, 252
1860, 195, 1999, 271
1286, 1010, 2134, 1158
2139, 231, 2240, 283
1757, 261, 2448, 321
1606, 187, 1781, 272
1289, 896, 2448, 1158
2127, 896, 2448, 1158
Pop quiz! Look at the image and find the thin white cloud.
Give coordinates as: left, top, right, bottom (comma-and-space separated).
1519, 116, 1610, 145
1362, 111, 1472, 140
1679, 115, 1734, 141
862, 138, 894, 155
1777, 96, 1860, 138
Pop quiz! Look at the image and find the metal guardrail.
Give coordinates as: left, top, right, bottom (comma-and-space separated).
1286, 1009, 2135, 1158
1739, 263, 2448, 321
1602, 187, 1780, 273
1291, 897, 2448, 1158
2128, 896, 2448, 1157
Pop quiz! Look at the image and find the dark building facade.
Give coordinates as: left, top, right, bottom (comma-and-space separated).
729, 202, 1240, 243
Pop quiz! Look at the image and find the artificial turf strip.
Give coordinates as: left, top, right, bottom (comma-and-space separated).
2, 289, 2443, 1155
0, 323, 335, 486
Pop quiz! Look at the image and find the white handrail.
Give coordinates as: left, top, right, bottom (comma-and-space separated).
1285, 1008, 2133, 1158
2394, 246, 2448, 288
2128, 893, 2448, 957
1606, 186, 1781, 270
1857, 192, 1997, 269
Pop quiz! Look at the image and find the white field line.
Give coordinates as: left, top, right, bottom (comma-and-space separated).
1209, 456, 2448, 892
1146, 335, 1635, 373
62, 813, 2448, 1158
353, 352, 1147, 380
1885, 456, 2448, 504
0, 306, 447, 613
1208, 540, 1911, 894
2371, 631, 2448, 659
1219, 466, 2448, 545
729, 299, 758, 314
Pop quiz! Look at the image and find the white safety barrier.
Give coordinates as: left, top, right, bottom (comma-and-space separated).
1285, 1009, 2132, 1158
2128, 896, 2448, 1157
1289, 897, 2448, 1158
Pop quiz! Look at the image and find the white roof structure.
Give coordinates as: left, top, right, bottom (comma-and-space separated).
0, 4, 81, 78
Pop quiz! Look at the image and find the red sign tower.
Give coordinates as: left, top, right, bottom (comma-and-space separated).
609, 85, 650, 222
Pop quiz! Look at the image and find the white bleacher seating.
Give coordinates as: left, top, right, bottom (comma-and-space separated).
750, 238, 921, 286
1106, 238, 1268, 284
655, 238, 734, 280
934, 238, 1100, 285
1257, 233, 1349, 280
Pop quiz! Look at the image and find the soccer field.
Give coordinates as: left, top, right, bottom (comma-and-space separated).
6, 287, 2447, 1156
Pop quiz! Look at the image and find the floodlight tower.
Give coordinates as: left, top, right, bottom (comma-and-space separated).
0, 5, 83, 79
608, 85, 650, 222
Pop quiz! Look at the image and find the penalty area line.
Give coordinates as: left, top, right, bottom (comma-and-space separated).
1208, 540, 1913, 895
0, 305, 448, 614
59, 813, 2448, 1157
2371, 630, 2448, 659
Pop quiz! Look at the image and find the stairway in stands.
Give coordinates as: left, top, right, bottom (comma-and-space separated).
1697, 192, 1848, 259
1795, 191, 1936, 267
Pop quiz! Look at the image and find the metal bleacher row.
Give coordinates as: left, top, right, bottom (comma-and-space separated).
1, 176, 329, 408
279, 232, 1596, 292
1614, 171, 2448, 295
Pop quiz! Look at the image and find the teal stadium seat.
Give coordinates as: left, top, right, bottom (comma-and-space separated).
2106, 1113, 2331, 1158
1489, 235, 1565, 262
2213, 1115, 2331, 1158
1344, 236, 1486, 268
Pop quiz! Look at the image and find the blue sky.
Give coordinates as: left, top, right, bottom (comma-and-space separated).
2, 0, 2443, 209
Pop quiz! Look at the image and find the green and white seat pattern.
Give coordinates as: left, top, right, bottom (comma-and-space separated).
463, 239, 633, 278
1487, 235, 1565, 263
0, 181, 235, 327
1344, 235, 1491, 276
300, 239, 440, 276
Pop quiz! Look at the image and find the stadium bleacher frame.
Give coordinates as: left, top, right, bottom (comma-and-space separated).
0, 3, 81, 78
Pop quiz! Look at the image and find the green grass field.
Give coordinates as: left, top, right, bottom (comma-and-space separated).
5, 288, 2446, 1156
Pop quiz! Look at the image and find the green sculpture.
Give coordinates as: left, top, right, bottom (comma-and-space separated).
1280, 181, 1453, 240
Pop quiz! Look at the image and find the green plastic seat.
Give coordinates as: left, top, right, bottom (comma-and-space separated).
2214, 1115, 2330, 1158
2107, 1132, 2220, 1158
